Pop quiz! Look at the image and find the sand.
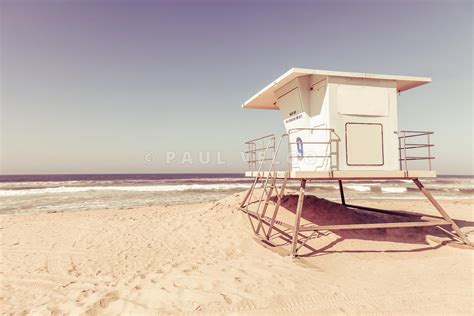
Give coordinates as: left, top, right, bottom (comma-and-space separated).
1, 191, 473, 315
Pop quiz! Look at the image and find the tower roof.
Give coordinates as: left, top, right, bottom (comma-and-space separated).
242, 68, 431, 110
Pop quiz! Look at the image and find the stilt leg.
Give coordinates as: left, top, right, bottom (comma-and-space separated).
291, 179, 306, 257
338, 180, 346, 205
413, 178, 471, 245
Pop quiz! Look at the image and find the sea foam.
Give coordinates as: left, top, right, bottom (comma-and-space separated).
0, 183, 251, 197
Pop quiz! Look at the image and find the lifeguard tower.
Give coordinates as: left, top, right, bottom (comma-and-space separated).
240, 68, 471, 256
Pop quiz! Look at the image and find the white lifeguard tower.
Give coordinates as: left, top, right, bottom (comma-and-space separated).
240, 68, 471, 256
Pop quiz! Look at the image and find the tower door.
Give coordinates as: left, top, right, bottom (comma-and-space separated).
345, 123, 384, 166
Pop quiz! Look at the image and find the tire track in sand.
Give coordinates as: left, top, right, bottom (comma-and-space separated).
215, 289, 464, 314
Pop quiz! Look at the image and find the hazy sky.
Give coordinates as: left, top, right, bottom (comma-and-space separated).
1, 0, 472, 175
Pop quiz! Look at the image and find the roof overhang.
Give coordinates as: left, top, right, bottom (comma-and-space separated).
242, 68, 431, 110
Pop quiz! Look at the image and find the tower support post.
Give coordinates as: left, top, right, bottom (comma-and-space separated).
291, 179, 307, 257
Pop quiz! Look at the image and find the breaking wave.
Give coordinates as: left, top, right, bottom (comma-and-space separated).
1, 174, 472, 214
0, 183, 251, 197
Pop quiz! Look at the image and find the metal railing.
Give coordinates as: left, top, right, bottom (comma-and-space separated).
244, 134, 276, 171
397, 130, 434, 171
287, 128, 340, 171
245, 129, 434, 172
244, 128, 340, 171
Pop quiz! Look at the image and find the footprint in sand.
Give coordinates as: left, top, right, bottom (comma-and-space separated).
99, 291, 119, 308
50, 309, 63, 316
85, 291, 120, 314
220, 293, 233, 304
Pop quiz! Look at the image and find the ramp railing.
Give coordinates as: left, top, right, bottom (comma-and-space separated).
397, 130, 434, 171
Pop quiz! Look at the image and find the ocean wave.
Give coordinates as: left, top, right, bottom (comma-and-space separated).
381, 187, 407, 193
0, 178, 252, 189
1, 181, 472, 198
344, 185, 371, 192
0, 183, 251, 197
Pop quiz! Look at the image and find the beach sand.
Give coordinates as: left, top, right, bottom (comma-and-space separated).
1, 191, 473, 314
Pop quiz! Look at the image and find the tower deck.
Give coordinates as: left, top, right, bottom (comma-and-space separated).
245, 170, 436, 180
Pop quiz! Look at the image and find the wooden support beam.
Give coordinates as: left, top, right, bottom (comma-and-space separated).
241, 176, 471, 257
256, 175, 276, 234
338, 180, 346, 205
241, 176, 259, 209
345, 203, 443, 221
291, 179, 306, 257
246, 209, 294, 230
413, 178, 471, 245
240, 177, 257, 208
266, 175, 288, 239
266, 173, 288, 239
240, 177, 259, 233
299, 220, 449, 232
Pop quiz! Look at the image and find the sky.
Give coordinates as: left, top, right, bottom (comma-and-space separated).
0, 0, 472, 175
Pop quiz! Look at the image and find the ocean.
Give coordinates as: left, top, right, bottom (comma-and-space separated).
0, 174, 472, 215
